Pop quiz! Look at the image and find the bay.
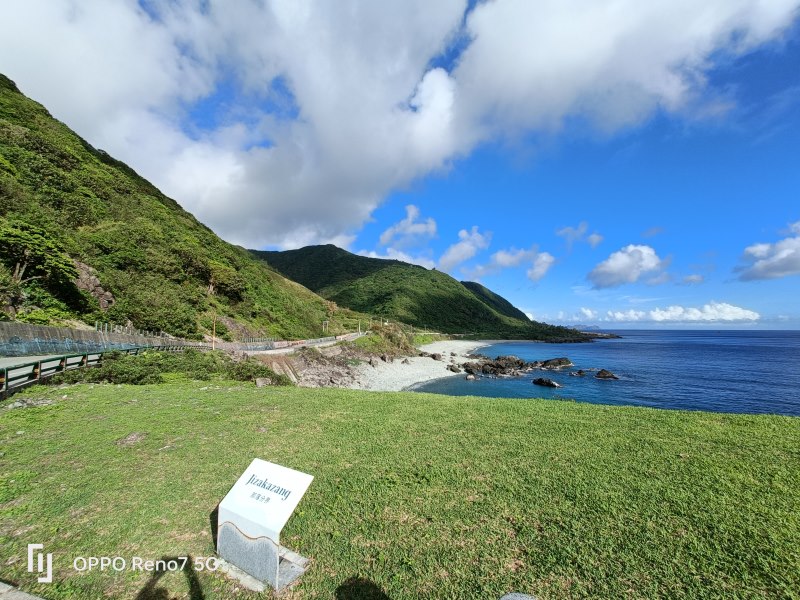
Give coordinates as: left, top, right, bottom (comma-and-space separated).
411, 330, 800, 416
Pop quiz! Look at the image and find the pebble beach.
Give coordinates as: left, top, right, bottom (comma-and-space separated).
347, 339, 488, 392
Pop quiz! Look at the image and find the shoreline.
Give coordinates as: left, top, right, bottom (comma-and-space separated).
346, 339, 490, 392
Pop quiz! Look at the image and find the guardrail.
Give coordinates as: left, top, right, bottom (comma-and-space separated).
1, 331, 366, 398
0, 345, 197, 399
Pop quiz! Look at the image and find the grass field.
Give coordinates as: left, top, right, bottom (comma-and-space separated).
1, 381, 798, 599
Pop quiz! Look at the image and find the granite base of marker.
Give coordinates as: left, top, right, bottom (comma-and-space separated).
217, 522, 309, 591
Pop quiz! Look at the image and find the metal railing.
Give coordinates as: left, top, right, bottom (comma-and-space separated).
0, 344, 195, 398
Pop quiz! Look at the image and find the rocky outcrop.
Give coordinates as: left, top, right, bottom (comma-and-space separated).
73, 261, 114, 310
462, 355, 534, 377
447, 364, 461, 373
595, 369, 619, 380
540, 357, 573, 370
533, 377, 561, 388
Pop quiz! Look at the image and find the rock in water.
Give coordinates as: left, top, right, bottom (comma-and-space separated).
465, 374, 476, 381
540, 357, 573, 370
430, 353, 443, 361
533, 377, 561, 388
447, 364, 461, 373
595, 369, 619, 380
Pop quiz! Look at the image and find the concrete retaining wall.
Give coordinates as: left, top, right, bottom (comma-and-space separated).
0, 322, 200, 356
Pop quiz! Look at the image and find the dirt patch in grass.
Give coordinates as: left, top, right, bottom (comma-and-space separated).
116, 432, 146, 446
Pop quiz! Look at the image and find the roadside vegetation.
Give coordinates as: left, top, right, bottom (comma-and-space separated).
44, 348, 293, 386
1, 382, 798, 599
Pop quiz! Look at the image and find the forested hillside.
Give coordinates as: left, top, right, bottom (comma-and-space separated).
253, 245, 589, 341
0, 74, 361, 340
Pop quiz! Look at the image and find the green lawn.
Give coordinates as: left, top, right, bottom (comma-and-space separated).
1, 382, 798, 599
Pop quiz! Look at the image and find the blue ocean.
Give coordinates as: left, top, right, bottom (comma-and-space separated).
411, 330, 800, 416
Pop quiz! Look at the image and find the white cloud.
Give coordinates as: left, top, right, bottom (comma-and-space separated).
648, 302, 760, 322
466, 246, 555, 281
524, 311, 534, 321
527, 252, 556, 282
493, 248, 534, 268
378, 205, 437, 247
439, 226, 491, 271
738, 221, 800, 280
1, 1, 798, 247
556, 222, 588, 248
556, 222, 603, 250
606, 309, 647, 322
557, 302, 760, 323
588, 245, 665, 288
358, 248, 435, 269
683, 274, 705, 284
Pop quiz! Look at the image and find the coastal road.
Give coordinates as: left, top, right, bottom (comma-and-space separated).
0, 354, 64, 369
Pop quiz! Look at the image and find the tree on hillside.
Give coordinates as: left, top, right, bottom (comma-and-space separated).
0, 219, 78, 315
206, 259, 245, 301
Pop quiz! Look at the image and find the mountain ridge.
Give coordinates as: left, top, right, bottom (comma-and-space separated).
252, 245, 589, 341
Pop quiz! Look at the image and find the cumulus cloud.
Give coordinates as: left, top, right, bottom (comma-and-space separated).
1, 0, 798, 247
559, 302, 760, 322
379, 205, 437, 247
738, 221, 800, 280
648, 302, 760, 322
466, 246, 556, 281
527, 252, 556, 282
358, 248, 435, 269
588, 245, 665, 288
439, 226, 491, 272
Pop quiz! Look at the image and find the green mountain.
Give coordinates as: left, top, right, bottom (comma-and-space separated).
0, 74, 362, 340
252, 245, 588, 341
460, 281, 530, 322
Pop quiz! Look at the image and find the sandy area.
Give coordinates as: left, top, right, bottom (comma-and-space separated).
347, 339, 489, 392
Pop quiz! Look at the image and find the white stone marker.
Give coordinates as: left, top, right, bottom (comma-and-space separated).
217, 458, 314, 591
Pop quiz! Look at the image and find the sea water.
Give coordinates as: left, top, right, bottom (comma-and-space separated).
411, 330, 800, 416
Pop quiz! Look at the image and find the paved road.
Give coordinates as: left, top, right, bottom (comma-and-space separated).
0, 581, 44, 599
0, 354, 66, 370
0, 333, 366, 370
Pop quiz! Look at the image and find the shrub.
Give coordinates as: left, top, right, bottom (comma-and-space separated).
48, 349, 293, 386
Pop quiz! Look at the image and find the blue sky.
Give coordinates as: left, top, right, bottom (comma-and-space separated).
0, 1, 799, 328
